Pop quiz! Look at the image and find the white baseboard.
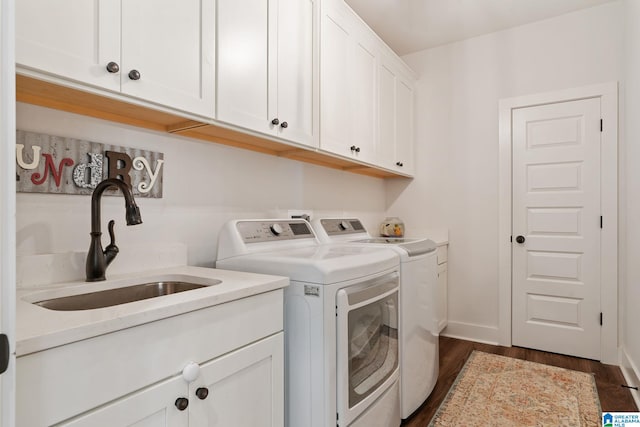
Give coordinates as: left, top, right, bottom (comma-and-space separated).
440, 320, 500, 346
620, 347, 640, 409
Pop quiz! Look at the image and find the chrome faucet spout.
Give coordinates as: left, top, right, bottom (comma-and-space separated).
86, 178, 143, 282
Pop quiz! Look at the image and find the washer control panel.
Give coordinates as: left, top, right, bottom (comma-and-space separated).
320, 218, 366, 236
237, 220, 314, 243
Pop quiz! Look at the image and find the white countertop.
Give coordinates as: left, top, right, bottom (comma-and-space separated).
16, 266, 288, 357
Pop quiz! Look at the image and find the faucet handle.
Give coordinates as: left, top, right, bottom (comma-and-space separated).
104, 220, 119, 266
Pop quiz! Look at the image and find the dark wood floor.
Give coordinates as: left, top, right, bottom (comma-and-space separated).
402, 336, 639, 426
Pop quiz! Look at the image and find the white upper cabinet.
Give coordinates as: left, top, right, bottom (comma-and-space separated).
16, 0, 120, 91
378, 53, 415, 175
16, 0, 215, 117
320, 0, 377, 164
216, 0, 317, 148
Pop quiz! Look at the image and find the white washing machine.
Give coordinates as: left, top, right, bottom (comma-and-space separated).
216, 219, 402, 427
311, 218, 439, 420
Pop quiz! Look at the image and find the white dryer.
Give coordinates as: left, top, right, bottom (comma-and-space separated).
216, 219, 402, 427
311, 218, 439, 420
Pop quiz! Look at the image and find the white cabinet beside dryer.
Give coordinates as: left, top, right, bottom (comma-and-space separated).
16, 0, 216, 117
436, 244, 448, 332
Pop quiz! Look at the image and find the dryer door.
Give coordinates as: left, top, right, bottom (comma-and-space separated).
336, 272, 400, 426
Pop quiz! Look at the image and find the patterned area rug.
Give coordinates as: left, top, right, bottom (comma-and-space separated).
429, 351, 601, 426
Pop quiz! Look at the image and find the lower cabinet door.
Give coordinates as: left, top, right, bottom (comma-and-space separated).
189, 333, 284, 427
60, 375, 188, 427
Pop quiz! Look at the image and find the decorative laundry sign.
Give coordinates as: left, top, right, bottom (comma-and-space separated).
16, 130, 164, 198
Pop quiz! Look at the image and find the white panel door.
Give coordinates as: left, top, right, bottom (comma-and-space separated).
276, 0, 316, 147
121, 0, 215, 117
190, 334, 284, 427
216, 0, 276, 132
320, 3, 351, 155
512, 97, 601, 360
395, 78, 414, 174
15, 0, 120, 91
61, 376, 188, 427
349, 35, 377, 163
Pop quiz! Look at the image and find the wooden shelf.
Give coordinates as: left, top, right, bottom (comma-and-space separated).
16, 74, 410, 179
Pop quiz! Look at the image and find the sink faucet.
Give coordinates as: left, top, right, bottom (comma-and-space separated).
86, 178, 143, 282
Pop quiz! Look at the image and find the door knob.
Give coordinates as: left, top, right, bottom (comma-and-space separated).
106, 62, 120, 73
195, 387, 209, 400
175, 397, 189, 411
515, 235, 525, 244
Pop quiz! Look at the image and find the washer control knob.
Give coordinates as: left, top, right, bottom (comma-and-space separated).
339, 221, 349, 231
270, 223, 284, 236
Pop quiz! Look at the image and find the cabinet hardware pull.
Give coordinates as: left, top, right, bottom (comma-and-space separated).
515, 235, 525, 244
271, 118, 280, 125
106, 62, 120, 74
195, 387, 209, 400
280, 121, 288, 129
396, 161, 403, 167
128, 69, 141, 81
175, 397, 189, 411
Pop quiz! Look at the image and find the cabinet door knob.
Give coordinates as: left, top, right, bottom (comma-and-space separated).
350, 145, 357, 152
106, 62, 120, 74
355, 146, 361, 153
515, 235, 525, 244
271, 118, 280, 125
181, 361, 200, 382
175, 397, 189, 411
195, 387, 209, 400
128, 69, 141, 80
396, 161, 403, 167
280, 121, 288, 129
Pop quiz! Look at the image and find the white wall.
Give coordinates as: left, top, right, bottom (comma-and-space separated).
621, 0, 640, 404
15, 103, 387, 280
388, 1, 625, 342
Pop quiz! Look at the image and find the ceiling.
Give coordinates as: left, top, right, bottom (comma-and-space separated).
344, 0, 617, 56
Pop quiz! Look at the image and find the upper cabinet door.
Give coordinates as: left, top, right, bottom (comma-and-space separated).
216, 0, 275, 133
350, 33, 377, 163
17, 0, 215, 118
378, 61, 397, 164
275, 0, 317, 147
320, 3, 351, 155
217, 0, 317, 147
121, 0, 215, 117
16, 0, 120, 91
320, 1, 377, 163
395, 77, 415, 174
378, 54, 415, 175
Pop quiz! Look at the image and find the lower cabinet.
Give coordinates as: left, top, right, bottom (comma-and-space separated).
61, 334, 284, 427
17, 290, 284, 426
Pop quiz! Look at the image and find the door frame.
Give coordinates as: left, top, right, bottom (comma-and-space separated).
0, 0, 16, 424
498, 82, 618, 364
